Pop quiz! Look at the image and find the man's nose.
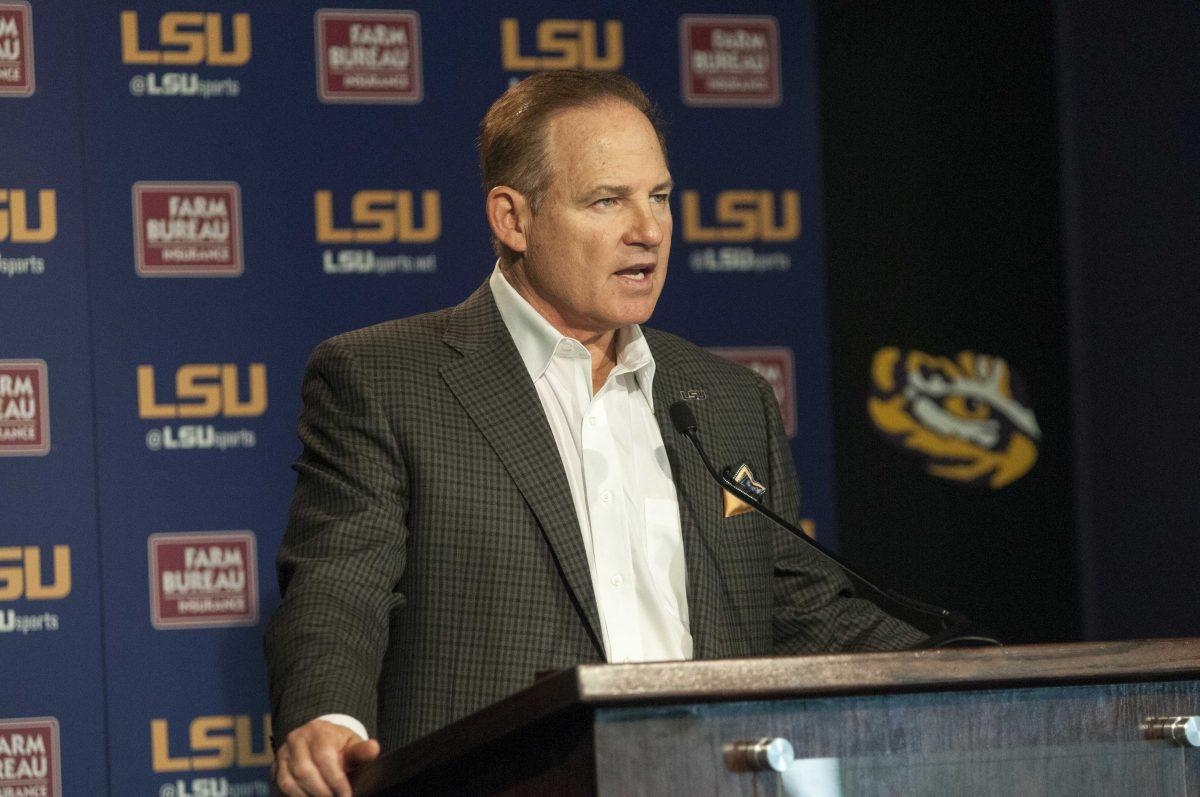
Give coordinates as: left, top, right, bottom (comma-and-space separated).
625, 201, 664, 247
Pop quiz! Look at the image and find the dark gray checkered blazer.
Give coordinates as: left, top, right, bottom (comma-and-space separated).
264, 282, 923, 752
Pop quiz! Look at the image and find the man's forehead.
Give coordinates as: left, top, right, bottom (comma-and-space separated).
546, 100, 655, 141
544, 102, 668, 182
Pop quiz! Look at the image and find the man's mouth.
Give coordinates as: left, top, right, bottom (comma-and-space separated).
614, 264, 655, 281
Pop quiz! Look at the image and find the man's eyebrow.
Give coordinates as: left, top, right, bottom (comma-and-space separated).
579, 180, 675, 200
582, 184, 632, 199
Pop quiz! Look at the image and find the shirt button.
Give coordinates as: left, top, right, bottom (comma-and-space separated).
600, 490, 612, 503
610, 574, 623, 587
587, 416, 597, 427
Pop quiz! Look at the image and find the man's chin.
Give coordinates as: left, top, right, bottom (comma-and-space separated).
612, 300, 659, 329
619, 291, 667, 321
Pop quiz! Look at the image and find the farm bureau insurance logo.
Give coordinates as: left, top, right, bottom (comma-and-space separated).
0, 2, 34, 97
0, 189, 55, 279
133, 182, 243, 277
0, 717, 60, 797
0, 545, 70, 636
149, 531, 258, 629
709, 347, 796, 437
315, 189, 439, 275
315, 9, 422, 104
137, 362, 265, 452
868, 347, 1042, 488
680, 15, 780, 107
120, 10, 248, 99
0, 360, 48, 456
151, 713, 272, 796
501, 17, 622, 75
681, 189, 800, 272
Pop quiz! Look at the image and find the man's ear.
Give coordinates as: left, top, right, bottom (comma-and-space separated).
486, 185, 531, 255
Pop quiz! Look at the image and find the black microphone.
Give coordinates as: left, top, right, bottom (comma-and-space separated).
668, 400, 1000, 648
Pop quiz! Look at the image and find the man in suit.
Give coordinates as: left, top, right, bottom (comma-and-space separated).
266, 70, 923, 796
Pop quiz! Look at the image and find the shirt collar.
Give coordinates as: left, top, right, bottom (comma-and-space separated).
489, 262, 657, 400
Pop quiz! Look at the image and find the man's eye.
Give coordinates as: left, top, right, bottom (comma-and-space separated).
594, 197, 617, 207
651, 193, 671, 204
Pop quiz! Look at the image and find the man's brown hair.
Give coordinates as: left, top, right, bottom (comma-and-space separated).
478, 70, 667, 259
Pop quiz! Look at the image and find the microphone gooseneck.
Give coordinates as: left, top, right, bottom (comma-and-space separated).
668, 400, 1001, 649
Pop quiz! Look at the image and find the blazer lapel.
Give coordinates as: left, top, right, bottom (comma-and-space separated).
439, 284, 604, 658
647, 332, 732, 660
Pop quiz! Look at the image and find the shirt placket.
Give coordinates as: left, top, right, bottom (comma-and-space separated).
582, 377, 641, 664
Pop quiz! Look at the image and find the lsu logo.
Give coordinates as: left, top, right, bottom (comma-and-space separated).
868, 348, 1041, 488
137, 364, 267, 419
148, 531, 258, 629
0, 189, 56, 243
151, 714, 272, 772
0, 2, 35, 97
681, 190, 800, 243
501, 18, 622, 71
0, 717, 60, 797
0, 359, 49, 456
314, 190, 441, 244
120, 11, 251, 66
0, 546, 70, 600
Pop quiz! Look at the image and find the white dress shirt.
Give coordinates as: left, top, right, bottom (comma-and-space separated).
320, 266, 693, 741
489, 264, 693, 664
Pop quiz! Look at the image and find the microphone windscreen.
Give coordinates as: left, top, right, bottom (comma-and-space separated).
669, 401, 698, 434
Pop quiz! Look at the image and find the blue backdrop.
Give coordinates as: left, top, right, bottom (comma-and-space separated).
0, 2, 831, 793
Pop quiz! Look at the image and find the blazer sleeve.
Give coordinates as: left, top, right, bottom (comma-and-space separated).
264, 337, 408, 742
755, 374, 927, 653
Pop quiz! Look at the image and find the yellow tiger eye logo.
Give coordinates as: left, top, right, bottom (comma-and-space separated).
867, 348, 1041, 488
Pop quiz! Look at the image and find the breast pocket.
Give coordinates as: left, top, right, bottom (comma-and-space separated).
721, 509, 775, 570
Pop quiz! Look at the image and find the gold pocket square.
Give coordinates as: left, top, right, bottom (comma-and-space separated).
723, 463, 766, 518
723, 489, 755, 518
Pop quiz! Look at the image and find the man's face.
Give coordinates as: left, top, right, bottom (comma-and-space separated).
510, 100, 673, 339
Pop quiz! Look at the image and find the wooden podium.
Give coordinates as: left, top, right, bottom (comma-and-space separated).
350, 639, 1200, 795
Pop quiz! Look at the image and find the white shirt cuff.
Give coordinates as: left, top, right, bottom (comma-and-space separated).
316, 713, 368, 741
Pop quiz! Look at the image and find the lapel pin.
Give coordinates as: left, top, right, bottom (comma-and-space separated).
679, 388, 707, 401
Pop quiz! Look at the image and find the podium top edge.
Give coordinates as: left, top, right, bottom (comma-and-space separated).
564, 637, 1200, 705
